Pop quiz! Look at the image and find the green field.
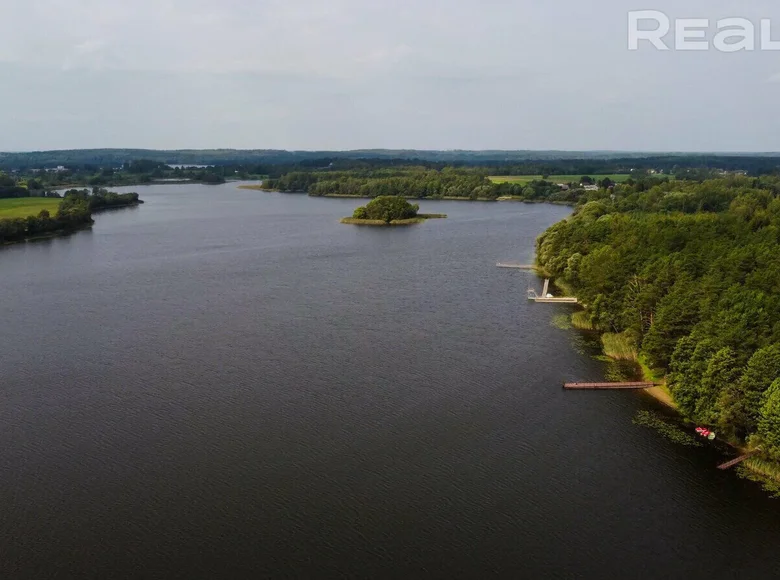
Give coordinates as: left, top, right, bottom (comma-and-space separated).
0, 198, 61, 219
489, 174, 633, 185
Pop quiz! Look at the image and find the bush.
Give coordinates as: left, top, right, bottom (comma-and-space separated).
354, 196, 419, 223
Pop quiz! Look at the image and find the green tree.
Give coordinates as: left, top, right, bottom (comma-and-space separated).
696, 347, 742, 424
757, 378, 780, 459
357, 196, 419, 223
668, 337, 717, 417
719, 345, 780, 437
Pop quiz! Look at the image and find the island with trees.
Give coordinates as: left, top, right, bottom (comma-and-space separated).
341, 196, 446, 226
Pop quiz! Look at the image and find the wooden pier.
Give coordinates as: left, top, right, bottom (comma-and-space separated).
527, 279, 578, 304
717, 450, 761, 470
563, 382, 656, 390
497, 263, 579, 304
534, 297, 579, 304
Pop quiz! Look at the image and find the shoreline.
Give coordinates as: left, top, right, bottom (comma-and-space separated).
1, 200, 143, 248
1, 222, 94, 246
558, 282, 778, 490
340, 213, 447, 226
239, 186, 575, 205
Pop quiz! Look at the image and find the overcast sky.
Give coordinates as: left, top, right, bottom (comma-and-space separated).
2, 0, 780, 151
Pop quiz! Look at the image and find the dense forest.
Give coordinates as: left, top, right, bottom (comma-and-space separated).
537, 176, 780, 457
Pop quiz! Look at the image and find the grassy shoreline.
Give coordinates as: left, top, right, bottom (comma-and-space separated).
1, 198, 143, 247
1, 222, 95, 246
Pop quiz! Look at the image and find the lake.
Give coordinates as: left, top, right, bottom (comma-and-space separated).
2, 183, 779, 578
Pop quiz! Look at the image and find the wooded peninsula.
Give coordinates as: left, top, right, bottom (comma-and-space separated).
0, 187, 142, 245
536, 175, 780, 479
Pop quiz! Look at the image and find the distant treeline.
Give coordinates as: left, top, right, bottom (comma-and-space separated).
3, 150, 780, 183
3, 148, 780, 173
0, 188, 141, 245
262, 166, 674, 203
537, 175, 780, 456
0, 160, 231, 190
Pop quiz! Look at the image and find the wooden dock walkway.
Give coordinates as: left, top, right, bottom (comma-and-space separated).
717, 450, 760, 470
527, 279, 578, 304
564, 382, 656, 390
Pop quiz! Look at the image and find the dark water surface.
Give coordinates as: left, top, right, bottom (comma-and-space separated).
2, 184, 779, 579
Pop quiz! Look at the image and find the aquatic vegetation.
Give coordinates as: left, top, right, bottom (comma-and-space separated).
604, 359, 643, 383
551, 313, 572, 330
736, 458, 780, 498
633, 410, 703, 447
601, 332, 638, 361
571, 311, 595, 330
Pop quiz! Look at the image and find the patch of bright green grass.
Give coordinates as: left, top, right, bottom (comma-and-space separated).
0, 198, 61, 219
601, 332, 638, 361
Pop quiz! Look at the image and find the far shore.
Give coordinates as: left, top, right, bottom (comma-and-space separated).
236, 185, 575, 204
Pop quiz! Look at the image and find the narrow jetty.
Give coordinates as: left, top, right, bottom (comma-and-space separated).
497, 264, 579, 303
564, 382, 656, 390
527, 280, 578, 304
717, 450, 761, 470
534, 297, 579, 304
496, 263, 535, 270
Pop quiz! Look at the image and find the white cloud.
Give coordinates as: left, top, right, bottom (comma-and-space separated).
2, 0, 780, 150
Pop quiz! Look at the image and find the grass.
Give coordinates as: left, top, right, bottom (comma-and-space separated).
601, 332, 638, 361
571, 311, 595, 330
638, 354, 665, 384
0, 198, 61, 219
488, 174, 633, 185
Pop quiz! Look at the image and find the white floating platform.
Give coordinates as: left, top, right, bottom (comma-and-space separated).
532, 297, 578, 304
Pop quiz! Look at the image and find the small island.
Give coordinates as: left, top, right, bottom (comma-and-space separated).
340, 196, 446, 226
